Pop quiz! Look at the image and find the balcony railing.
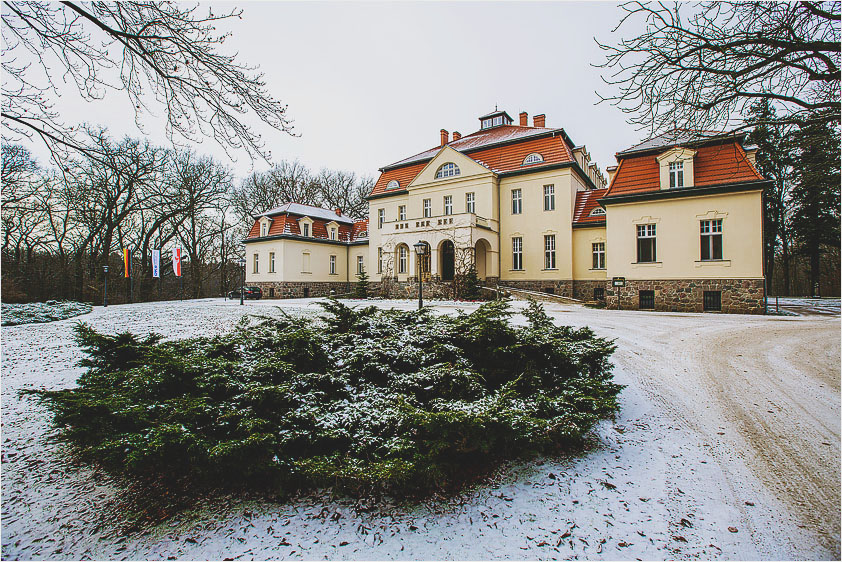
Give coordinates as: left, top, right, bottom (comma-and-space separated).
383, 212, 496, 234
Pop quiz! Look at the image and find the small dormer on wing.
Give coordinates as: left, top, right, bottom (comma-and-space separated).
297, 215, 314, 237
258, 216, 273, 237
408, 145, 496, 189
656, 147, 697, 190
325, 220, 340, 240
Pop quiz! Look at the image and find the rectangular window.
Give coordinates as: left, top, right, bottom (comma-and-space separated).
260, 223, 267, 237
636, 224, 657, 263
269, 252, 275, 273
398, 205, 406, 221
398, 246, 407, 273
377, 247, 382, 274
669, 161, 684, 188
330, 228, 337, 240
512, 237, 523, 270
423, 199, 431, 218
544, 234, 556, 269
302, 252, 310, 273
700, 219, 723, 260
704, 291, 722, 311
639, 290, 655, 310
543, 184, 555, 211
444, 195, 453, 215
378, 208, 385, 229
302, 223, 310, 237
253, 253, 259, 274
357, 255, 364, 274
592, 242, 605, 269
329, 255, 336, 275
511, 189, 522, 214
466, 192, 475, 214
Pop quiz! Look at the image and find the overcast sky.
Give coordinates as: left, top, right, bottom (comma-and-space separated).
25, 1, 649, 183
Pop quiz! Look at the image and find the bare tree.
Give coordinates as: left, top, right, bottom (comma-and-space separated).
2, 1, 294, 165
230, 160, 316, 224
597, 1, 841, 133
312, 169, 374, 219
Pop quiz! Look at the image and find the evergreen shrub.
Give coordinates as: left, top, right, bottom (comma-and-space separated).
32, 299, 621, 497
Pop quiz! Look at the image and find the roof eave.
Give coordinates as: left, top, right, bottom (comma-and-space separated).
599, 179, 770, 205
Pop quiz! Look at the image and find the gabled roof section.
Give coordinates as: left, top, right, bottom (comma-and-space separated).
369, 125, 577, 198
256, 202, 355, 224
616, 129, 742, 157
573, 189, 608, 225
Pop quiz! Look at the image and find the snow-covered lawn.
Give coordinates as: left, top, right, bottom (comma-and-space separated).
1, 301, 93, 326
2, 298, 839, 560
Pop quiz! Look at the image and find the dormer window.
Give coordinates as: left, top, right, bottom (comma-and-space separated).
435, 162, 460, 179
386, 179, 400, 190
589, 207, 606, 217
479, 110, 513, 130
302, 223, 310, 237
523, 153, 544, 165
298, 216, 314, 238
669, 161, 684, 188
260, 223, 268, 237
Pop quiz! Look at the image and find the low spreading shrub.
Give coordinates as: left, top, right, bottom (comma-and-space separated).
32, 299, 621, 497
2, 300, 93, 326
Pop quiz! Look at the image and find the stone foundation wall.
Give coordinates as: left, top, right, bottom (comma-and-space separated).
498, 280, 574, 298
572, 280, 608, 302
604, 278, 765, 314
251, 281, 351, 299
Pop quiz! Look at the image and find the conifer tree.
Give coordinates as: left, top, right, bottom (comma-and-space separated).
354, 264, 370, 298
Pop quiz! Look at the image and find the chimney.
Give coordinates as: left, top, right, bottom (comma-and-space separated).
519, 112, 528, 126
533, 114, 546, 128
440, 129, 449, 147
335, 208, 342, 216
452, 131, 462, 141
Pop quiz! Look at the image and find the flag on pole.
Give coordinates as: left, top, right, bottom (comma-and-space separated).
172, 248, 182, 277
123, 248, 131, 278
152, 249, 160, 278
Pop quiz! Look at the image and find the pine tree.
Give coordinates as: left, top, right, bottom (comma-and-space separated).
459, 264, 482, 300
354, 264, 370, 298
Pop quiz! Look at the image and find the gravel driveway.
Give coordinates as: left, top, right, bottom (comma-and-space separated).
2, 298, 839, 560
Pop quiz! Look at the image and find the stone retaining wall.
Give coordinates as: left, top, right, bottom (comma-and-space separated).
251, 281, 351, 299
604, 278, 765, 314
572, 280, 608, 302
498, 280, 574, 298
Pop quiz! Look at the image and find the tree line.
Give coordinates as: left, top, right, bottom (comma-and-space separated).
1, 132, 373, 304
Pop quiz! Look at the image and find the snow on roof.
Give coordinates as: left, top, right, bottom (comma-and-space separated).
617, 129, 739, 156
257, 202, 355, 224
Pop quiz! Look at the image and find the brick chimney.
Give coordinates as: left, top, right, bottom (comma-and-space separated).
519, 112, 528, 126
335, 208, 342, 216
533, 114, 546, 128
452, 131, 461, 141
440, 129, 449, 146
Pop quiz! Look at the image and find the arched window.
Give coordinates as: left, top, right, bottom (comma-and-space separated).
523, 153, 544, 165
398, 245, 408, 274
386, 179, 400, 190
589, 207, 606, 217
435, 162, 460, 179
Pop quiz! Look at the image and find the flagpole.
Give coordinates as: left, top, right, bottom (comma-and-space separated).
129, 252, 133, 304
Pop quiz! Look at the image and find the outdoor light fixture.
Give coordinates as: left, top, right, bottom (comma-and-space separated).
102, 265, 109, 307
238, 258, 246, 306
413, 241, 428, 310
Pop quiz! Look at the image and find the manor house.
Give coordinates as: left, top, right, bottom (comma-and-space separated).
244, 109, 769, 313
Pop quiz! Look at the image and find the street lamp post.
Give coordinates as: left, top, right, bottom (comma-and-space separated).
238, 258, 246, 305
413, 241, 428, 311
103, 265, 109, 307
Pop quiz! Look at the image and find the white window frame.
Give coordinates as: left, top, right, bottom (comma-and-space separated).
398, 205, 406, 221
260, 223, 268, 237
386, 179, 400, 190
636, 223, 657, 263
466, 192, 475, 214
543, 184, 555, 211
444, 195, 453, 215
302, 223, 310, 237
398, 246, 407, 274
523, 153, 544, 165
590, 207, 606, 217
330, 227, 337, 240
378, 208, 385, 229
592, 242, 605, 270
511, 189, 522, 214
357, 255, 364, 274
423, 199, 431, 218
700, 219, 723, 260
669, 161, 684, 188
269, 251, 275, 273
544, 234, 556, 269
435, 162, 460, 179
512, 237, 523, 270
329, 255, 336, 275
253, 253, 259, 274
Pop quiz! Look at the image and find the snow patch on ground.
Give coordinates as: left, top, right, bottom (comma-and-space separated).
1, 301, 93, 326
1, 297, 838, 560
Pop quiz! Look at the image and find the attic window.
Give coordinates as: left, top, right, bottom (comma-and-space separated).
386, 179, 400, 190
589, 207, 606, 217
435, 162, 460, 179
523, 153, 544, 165
480, 112, 513, 130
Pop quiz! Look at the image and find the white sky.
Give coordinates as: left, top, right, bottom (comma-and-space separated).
23, 1, 649, 183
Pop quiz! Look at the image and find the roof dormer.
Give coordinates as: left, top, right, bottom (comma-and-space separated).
258, 216, 273, 237
297, 216, 314, 237
478, 109, 513, 130
656, 147, 697, 190
325, 220, 340, 241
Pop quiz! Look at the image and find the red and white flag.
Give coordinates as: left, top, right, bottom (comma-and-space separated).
172, 248, 182, 277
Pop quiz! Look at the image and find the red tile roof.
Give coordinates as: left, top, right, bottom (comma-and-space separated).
573, 189, 608, 225
369, 125, 576, 198
246, 209, 368, 243
604, 141, 763, 198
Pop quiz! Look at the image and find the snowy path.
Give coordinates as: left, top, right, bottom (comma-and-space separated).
1, 298, 839, 560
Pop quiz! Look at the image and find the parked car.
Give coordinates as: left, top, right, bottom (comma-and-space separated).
227, 286, 262, 300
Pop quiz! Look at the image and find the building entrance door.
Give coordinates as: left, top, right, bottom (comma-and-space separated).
440, 240, 455, 281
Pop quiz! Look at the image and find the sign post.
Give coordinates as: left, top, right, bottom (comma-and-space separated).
612, 277, 625, 310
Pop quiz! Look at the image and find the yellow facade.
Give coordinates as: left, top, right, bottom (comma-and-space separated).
247, 238, 367, 283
